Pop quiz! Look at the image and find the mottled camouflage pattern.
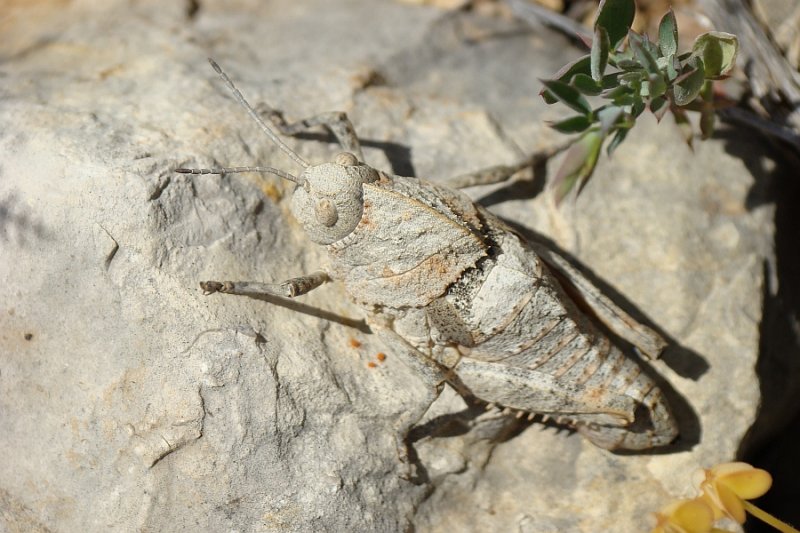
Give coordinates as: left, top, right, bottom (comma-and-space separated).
314, 162, 677, 450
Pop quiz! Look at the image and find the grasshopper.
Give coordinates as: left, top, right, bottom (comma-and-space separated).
177, 59, 678, 469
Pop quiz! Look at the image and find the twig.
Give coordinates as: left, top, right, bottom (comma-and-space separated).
506, 0, 591, 43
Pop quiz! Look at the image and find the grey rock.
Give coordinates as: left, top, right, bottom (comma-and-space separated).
0, 1, 776, 531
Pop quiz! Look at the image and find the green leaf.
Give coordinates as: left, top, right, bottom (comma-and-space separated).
619, 73, 643, 96
552, 130, 604, 204
552, 54, 592, 81
631, 98, 646, 118
602, 84, 631, 101
608, 48, 633, 66
573, 73, 603, 95
601, 72, 621, 89
597, 106, 624, 134
619, 71, 644, 86
616, 58, 644, 71
629, 30, 660, 75
648, 73, 667, 99
591, 26, 610, 82
541, 55, 591, 104
650, 96, 669, 121
549, 115, 593, 134
604, 84, 638, 106
691, 31, 739, 79
658, 9, 678, 58
616, 94, 639, 106
618, 113, 635, 129
666, 55, 679, 81
642, 34, 661, 58
541, 79, 593, 115
594, 0, 636, 50
672, 56, 705, 105
607, 127, 629, 156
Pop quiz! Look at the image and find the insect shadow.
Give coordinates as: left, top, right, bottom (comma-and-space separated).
230, 290, 370, 334
0, 191, 51, 246
266, 130, 415, 178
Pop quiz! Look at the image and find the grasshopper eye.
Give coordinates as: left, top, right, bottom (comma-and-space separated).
315, 198, 339, 227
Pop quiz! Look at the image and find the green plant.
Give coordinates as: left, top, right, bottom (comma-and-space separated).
541, 0, 739, 203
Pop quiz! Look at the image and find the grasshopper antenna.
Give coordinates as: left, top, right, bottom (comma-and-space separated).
175, 165, 305, 186
207, 57, 309, 169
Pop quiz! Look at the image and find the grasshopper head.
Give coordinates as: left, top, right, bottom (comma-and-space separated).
176, 62, 380, 245
291, 152, 379, 245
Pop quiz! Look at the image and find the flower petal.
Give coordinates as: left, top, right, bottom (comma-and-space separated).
709, 462, 753, 477
671, 498, 715, 532
717, 483, 746, 523
718, 468, 772, 499
699, 493, 725, 521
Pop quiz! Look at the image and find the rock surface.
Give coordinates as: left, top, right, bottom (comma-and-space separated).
0, 1, 778, 531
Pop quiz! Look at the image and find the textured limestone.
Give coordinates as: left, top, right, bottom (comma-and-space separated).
0, 1, 775, 531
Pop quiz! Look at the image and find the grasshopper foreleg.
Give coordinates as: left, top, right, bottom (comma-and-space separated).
200, 271, 330, 298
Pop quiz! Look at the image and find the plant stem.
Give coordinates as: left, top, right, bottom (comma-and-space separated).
743, 500, 800, 533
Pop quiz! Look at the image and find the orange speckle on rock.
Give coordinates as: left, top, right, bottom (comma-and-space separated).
367, 362, 377, 369
259, 180, 283, 203
348, 338, 362, 348
376, 352, 387, 362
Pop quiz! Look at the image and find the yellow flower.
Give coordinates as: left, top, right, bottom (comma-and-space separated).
652, 498, 715, 533
695, 462, 772, 524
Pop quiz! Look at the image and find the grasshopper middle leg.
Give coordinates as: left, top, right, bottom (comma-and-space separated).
440, 140, 571, 189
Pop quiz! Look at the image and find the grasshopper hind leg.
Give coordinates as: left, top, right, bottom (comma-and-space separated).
454, 358, 678, 451
576, 387, 678, 451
